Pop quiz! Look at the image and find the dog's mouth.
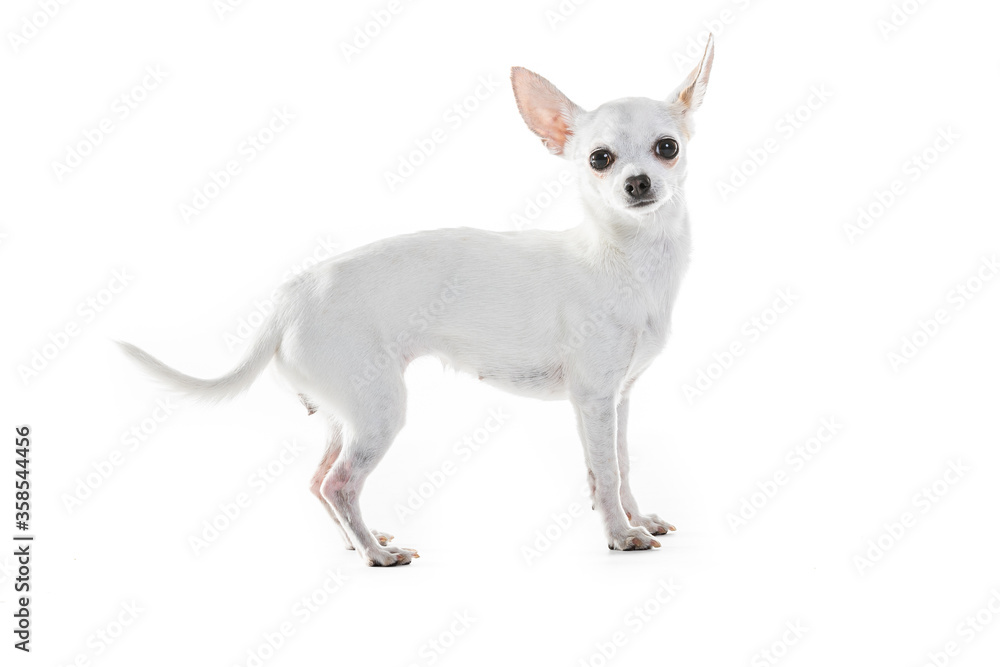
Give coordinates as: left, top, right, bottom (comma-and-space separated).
628, 199, 658, 209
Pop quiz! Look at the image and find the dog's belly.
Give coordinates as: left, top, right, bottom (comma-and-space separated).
426, 347, 567, 399
474, 364, 568, 400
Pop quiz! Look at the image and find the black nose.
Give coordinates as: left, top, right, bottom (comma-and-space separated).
624, 174, 651, 198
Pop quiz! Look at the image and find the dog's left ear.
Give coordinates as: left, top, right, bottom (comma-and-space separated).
511, 67, 582, 156
669, 33, 714, 114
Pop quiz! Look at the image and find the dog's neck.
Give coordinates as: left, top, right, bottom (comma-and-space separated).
579, 194, 691, 275
570, 191, 692, 327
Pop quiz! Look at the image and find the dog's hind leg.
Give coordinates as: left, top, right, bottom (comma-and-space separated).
320, 375, 417, 566
310, 416, 395, 550
309, 419, 352, 549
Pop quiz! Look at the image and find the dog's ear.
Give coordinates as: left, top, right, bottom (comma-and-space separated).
669, 33, 714, 114
511, 67, 582, 156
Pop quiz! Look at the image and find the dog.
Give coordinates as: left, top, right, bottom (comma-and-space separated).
119, 36, 715, 566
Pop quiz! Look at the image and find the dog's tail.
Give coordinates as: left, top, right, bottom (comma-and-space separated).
116, 307, 285, 404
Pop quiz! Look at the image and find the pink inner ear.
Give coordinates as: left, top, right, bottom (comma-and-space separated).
512, 67, 577, 153
678, 85, 694, 107
547, 111, 571, 146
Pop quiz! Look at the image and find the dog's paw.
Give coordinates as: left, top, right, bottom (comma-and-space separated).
607, 527, 661, 551
372, 529, 394, 546
343, 529, 395, 551
627, 512, 676, 536
365, 545, 419, 567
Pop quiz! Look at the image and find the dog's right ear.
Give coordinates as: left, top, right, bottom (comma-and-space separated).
511, 67, 582, 156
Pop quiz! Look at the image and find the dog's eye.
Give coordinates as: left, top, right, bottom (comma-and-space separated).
589, 149, 614, 171
655, 138, 679, 160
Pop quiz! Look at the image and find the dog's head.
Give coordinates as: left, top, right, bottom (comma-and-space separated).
511, 35, 713, 220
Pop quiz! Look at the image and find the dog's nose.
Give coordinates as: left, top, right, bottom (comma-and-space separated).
624, 174, 651, 198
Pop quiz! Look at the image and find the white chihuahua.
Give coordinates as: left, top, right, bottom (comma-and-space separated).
121, 37, 714, 566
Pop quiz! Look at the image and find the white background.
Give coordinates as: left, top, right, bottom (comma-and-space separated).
2, 0, 999, 665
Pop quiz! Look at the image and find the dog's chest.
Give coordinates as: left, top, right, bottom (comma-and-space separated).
627, 235, 690, 373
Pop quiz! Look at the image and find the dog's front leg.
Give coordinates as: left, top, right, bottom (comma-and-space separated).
574, 393, 661, 551
616, 396, 675, 535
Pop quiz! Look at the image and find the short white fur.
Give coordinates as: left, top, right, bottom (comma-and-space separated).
119, 36, 715, 566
